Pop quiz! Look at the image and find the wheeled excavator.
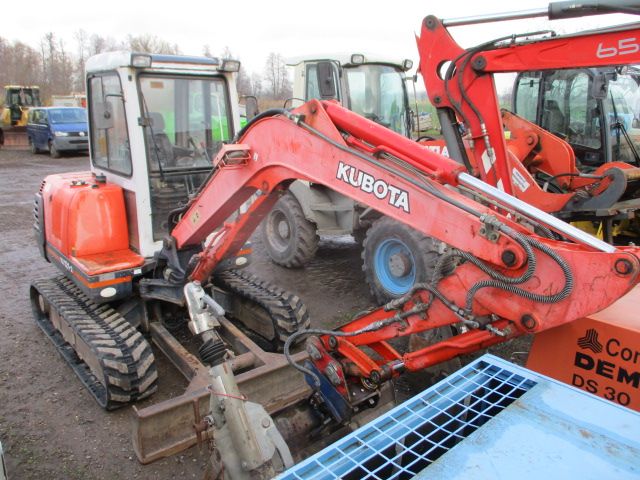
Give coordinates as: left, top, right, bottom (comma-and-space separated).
29, 2, 640, 478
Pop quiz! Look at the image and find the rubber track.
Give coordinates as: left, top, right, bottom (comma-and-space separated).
31, 276, 158, 410
215, 269, 310, 351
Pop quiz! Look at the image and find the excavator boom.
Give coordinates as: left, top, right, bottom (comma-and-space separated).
169, 98, 640, 422
418, 7, 640, 222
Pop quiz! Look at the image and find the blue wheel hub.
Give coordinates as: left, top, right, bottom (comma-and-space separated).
373, 238, 416, 296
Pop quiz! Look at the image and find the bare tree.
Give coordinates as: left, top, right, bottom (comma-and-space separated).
263, 52, 291, 100
0, 32, 283, 105
0, 38, 42, 88
250, 72, 263, 98
72, 29, 89, 91
221, 46, 233, 60
236, 66, 252, 97
127, 34, 180, 54
38, 33, 74, 99
88, 33, 119, 56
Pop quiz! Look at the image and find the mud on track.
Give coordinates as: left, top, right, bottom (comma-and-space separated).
0, 149, 529, 479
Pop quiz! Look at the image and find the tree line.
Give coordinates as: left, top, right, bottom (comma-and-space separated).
0, 32, 291, 104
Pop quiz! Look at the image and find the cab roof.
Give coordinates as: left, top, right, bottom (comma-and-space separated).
286, 53, 408, 69
86, 51, 223, 74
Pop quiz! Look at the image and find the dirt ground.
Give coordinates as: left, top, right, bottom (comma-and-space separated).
0, 149, 530, 479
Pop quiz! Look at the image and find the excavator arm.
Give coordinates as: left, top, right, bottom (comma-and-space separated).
169, 98, 640, 422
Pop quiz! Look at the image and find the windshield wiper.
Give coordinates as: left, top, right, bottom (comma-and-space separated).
139, 90, 165, 180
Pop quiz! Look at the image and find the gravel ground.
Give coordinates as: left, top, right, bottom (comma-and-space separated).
0, 148, 530, 479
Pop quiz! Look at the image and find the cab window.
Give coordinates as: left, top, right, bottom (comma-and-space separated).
567, 73, 601, 150
606, 73, 640, 163
514, 73, 541, 123
306, 64, 321, 100
89, 73, 132, 176
139, 75, 232, 171
345, 64, 408, 136
138, 74, 233, 239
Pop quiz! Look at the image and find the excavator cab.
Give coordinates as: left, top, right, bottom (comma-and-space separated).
513, 67, 640, 168
33, 53, 243, 303
85, 52, 242, 257
288, 54, 414, 137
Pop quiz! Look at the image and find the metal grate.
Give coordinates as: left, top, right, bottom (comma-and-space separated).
278, 358, 537, 480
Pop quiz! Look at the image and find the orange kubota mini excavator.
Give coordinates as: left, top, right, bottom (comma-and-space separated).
29, 3, 640, 477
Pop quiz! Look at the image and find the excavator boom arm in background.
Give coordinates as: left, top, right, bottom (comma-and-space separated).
418, 12, 640, 211
169, 98, 640, 420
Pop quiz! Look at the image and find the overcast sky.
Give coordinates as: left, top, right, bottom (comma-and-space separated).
3, 0, 638, 76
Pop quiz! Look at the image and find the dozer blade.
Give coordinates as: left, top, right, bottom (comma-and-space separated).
30, 275, 158, 410
132, 271, 314, 464
132, 320, 313, 464
2, 126, 29, 149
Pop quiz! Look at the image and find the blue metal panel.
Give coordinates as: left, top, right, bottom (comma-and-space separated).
278, 354, 640, 480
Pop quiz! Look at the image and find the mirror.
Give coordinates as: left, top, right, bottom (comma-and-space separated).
242, 95, 259, 119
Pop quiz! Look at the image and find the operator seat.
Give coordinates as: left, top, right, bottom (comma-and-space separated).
147, 112, 175, 168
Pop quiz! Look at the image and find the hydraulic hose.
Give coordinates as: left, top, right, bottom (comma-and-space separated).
457, 225, 573, 311
233, 108, 288, 143
284, 313, 415, 388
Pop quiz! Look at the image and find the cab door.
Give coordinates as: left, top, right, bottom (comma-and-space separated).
36, 110, 51, 149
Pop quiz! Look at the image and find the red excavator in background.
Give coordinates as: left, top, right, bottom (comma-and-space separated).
30, 2, 640, 477
418, 0, 640, 243
416, 0, 640, 413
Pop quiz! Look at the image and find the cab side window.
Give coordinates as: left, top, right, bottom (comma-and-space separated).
514, 73, 541, 123
89, 73, 132, 176
306, 64, 321, 101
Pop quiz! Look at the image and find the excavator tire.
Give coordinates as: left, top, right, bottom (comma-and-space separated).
214, 269, 310, 352
261, 192, 319, 268
362, 217, 447, 305
30, 275, 158, 410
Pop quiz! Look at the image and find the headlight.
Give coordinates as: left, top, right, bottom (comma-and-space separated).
220, 59, 241, 72
350, 54, 365, 65
54, 131, 69, 137
131, 53, 152, 68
